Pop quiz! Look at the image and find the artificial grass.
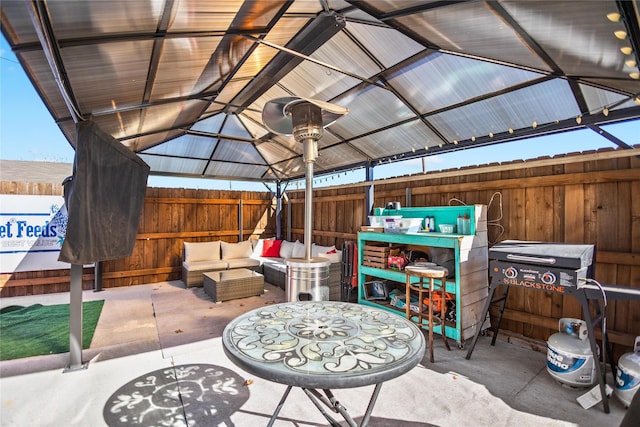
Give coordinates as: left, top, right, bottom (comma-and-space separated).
0, 300, 104, 361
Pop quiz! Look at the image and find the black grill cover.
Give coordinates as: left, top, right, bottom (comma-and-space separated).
59, 120, 150, 264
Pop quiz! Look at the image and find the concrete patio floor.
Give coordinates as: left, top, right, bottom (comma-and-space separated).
0, 280, 630, 426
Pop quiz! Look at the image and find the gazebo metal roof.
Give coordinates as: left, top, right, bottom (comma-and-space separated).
2, 0, 639, 183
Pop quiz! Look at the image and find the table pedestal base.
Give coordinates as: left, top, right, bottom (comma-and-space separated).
268, 384, 383, 427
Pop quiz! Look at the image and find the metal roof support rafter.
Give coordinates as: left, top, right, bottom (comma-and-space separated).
229, 10, 347, 112
134, 0, 176, 140
25, 0, 83, 123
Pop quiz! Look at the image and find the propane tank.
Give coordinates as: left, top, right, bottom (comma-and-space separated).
615, 336, 640, 407
546, 318, 597, 388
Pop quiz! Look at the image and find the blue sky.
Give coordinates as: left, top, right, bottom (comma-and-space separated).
1, 34, 638, 191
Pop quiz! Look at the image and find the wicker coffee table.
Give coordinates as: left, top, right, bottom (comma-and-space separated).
203, 268, 264, 302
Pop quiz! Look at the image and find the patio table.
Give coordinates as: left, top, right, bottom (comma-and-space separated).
222, 301, 425, 426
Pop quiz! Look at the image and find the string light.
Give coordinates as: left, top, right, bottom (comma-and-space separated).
532, 121, 537, 129
489, 132, 493, 138
608, 13, 637, 81
606, 12, 621, 22
508, 128, 513, 134
615, 30, 627, 40
576, 116, 582, 124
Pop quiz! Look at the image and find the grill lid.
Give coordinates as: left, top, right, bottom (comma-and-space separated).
489, 240, 594, 269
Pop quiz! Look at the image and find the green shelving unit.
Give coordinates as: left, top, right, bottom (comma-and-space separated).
358, 205, 489, 347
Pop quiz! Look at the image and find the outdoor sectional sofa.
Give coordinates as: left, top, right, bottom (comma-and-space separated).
181, 238, 342, 300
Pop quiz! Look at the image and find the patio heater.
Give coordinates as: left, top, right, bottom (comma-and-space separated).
263, 97, 348, 301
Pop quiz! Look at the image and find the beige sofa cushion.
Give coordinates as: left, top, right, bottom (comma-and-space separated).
221, 240, 253, 260
184, 241, 221, 262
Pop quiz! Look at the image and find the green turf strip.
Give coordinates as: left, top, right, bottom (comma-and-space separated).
0, 300, 104, 361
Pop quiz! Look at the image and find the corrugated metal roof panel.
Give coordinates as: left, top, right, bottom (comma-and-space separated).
138, 155, 207, 175
396, 1, 551, 71
153, 37, 225, 98
581, 84, 637, 114
351, 120, 444, 158
345, 21, 424, 69
47, 0, 161, 37
386, 53, 543, 114
205, 161, 269, 180
431, 79, 580, 142
212, 140, 265, 164
142, 134, 216, 159
64, 41, 152, 112
328, 85, 413, 139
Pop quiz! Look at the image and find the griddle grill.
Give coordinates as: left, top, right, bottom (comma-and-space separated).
465, 240, 613, 413
488, 240, 595, 291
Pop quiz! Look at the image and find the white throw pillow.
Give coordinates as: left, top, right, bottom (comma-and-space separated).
319, 251, 341, 263
221, 240, 253, 260
184, 241, 220, 262
279, 240, 295, 258
311, 244, 336, 257
291, 240, 305, 258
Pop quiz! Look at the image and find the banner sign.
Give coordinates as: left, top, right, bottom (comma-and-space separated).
0, 195, 70, 273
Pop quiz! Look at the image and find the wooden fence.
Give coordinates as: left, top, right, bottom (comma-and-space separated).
1, 147, 639, 358
0, 183, 276, 294
284, 148, 640, 359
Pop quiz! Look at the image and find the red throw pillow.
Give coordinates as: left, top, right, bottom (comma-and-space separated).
327, 249, 337, 254
262, 239, 283, 257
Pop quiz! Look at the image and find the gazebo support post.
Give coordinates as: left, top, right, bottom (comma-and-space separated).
64, 263, 87, 372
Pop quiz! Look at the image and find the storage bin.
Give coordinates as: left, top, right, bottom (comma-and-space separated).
385, 218, 423, 233
438, 223, 456, 234
368, 215, 402, 227
399, 218, 423, 233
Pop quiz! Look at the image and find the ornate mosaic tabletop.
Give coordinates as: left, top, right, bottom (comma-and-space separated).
222, 301, 425, 389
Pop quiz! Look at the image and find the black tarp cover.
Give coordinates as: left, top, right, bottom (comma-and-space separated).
59, 120, 150, 264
